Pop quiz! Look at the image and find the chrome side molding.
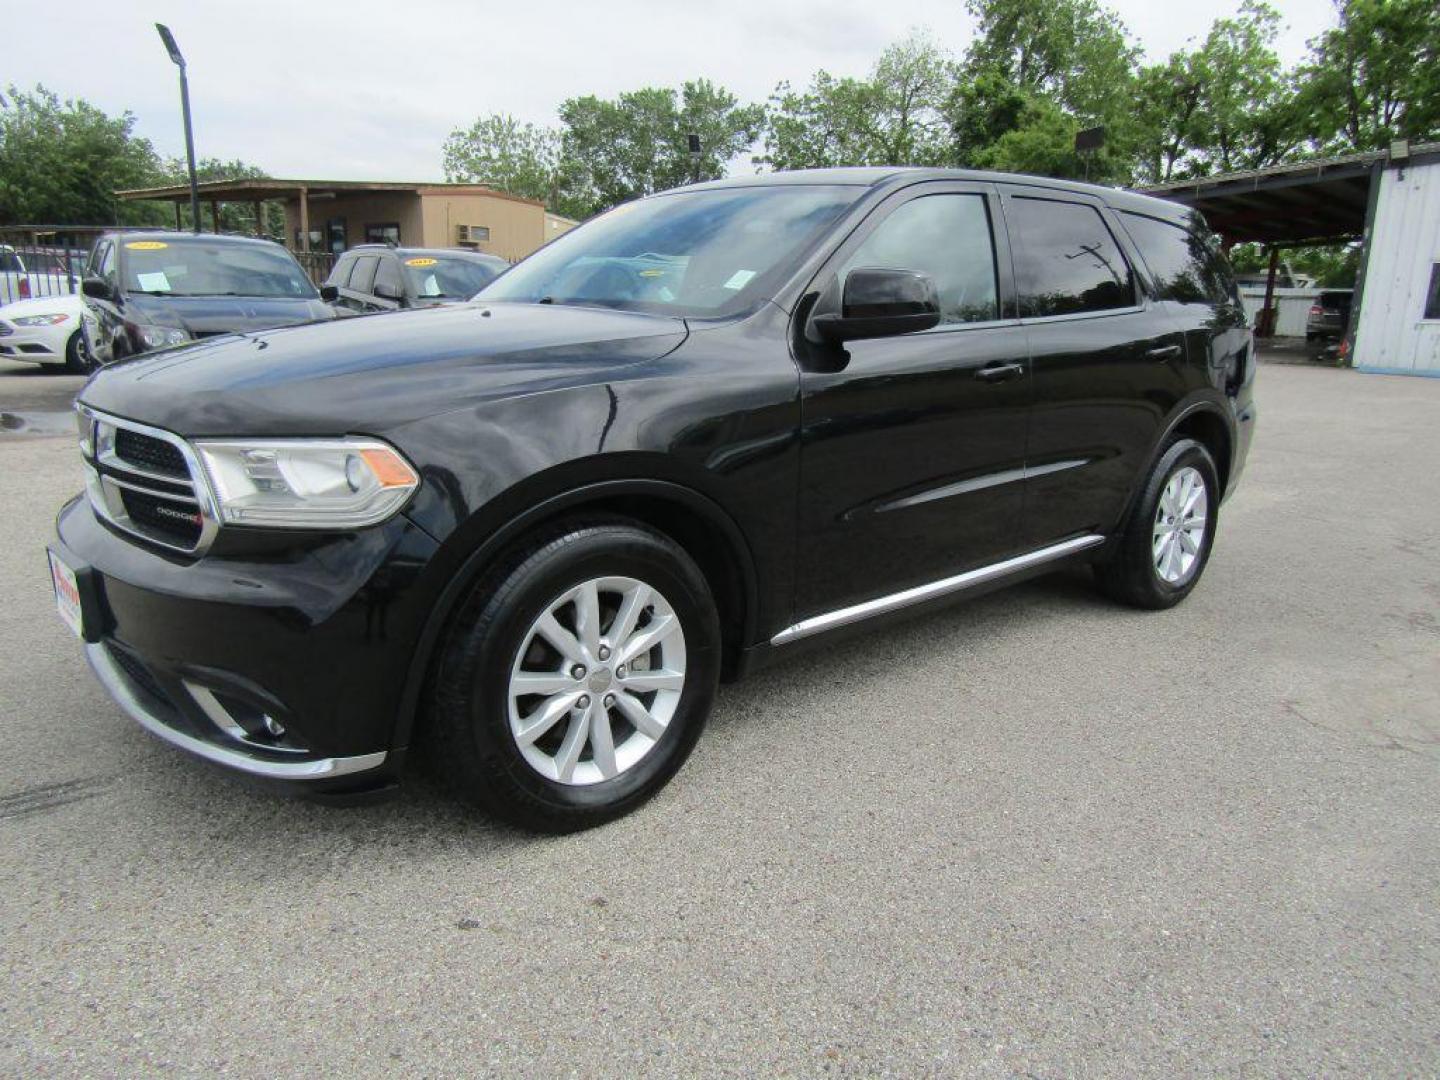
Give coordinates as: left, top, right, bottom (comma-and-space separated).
771, 534, 1105, 646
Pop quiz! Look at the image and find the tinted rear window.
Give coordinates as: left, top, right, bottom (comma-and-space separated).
1009, 197, 1135, 318
1119, 212, 1230, 305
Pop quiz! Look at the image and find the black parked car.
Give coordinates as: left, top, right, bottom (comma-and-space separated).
323, 245, 508, 313
49, 169, 1255, 831
80, 232, 333, 366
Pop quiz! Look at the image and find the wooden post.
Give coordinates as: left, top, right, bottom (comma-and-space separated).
1259, 245, 1280, 338
254, 201, 265, 237
210, 200, 220, 233
298, 187, 310, 252
173, 201, 182, 231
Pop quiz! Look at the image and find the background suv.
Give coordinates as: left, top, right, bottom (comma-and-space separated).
324, 246, 508, 313
1306, 289, 1353, 341
80, 232, 333, 365
51, 168, 1254, 832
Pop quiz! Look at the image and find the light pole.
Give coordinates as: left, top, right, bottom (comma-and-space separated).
156, 23, 200, 233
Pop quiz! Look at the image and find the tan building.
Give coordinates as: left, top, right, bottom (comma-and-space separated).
115, 178, 577, 265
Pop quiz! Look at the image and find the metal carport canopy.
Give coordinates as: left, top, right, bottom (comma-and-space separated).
1138, 148, 1395, 245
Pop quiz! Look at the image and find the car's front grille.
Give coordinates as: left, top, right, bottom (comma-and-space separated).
118, 486, 205, 547
115, 427, 188, 478
79, 407, 216, 555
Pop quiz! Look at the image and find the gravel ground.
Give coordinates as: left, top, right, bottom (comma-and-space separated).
1, 360, 1437, 1077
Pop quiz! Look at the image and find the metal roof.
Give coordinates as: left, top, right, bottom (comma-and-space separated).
114, 178, 544, 208
1140, 143, 1440, 244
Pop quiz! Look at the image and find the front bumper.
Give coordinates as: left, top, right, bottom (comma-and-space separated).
0, 326, 66, 363
54, 494, 441, 793
84, 640, 388, 780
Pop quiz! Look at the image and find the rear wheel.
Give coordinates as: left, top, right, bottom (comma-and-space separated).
425, 519, 720, 832
1096, 438, 1219, 609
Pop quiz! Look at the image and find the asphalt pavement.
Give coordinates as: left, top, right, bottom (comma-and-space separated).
2, 359, 1437, 1076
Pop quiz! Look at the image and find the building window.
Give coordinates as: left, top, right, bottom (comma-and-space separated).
325, 217, 347, 255
1424, 264, 1440, 321
459, 225, 490, 244
365, 222, 400, 245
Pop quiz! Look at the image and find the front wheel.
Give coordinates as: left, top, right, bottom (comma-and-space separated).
425, 519, 720, 832
64, 329, 95, 374
1096, 438, 1219, 609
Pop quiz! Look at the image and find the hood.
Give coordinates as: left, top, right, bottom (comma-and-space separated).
122, 292, 334, 336
0, 293, 86, 320
79, 301, 688, 437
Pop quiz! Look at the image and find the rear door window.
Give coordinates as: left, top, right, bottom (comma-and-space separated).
1008, 197, 1135, 318
840, 193, 1000, 325
348, 255, 380, 296
328, 255, 356, 289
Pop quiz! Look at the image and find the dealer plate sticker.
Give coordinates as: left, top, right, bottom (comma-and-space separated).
48, 550, 84, 639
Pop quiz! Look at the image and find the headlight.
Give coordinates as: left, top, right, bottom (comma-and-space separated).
13, 313, 70, 327
194, 438, 420, 529
134, 323, 190, 349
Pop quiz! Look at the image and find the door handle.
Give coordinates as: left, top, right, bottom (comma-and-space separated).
1146, 344, 1183, 361
976, 362, 1024, 382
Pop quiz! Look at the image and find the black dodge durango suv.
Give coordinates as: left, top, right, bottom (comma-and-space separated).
49, 168, 1255, 831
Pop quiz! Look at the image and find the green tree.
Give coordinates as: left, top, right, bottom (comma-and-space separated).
946, 0, 1142, 183
558, 80, 763, 218
1132, 53, 1207, 183
971, 96, 1086, 177
962, 0, 1138, 122
0, 84, 161, 226
760, 32, 954, 170
1299, 0, 1440, 152
441, 113, 583, 216
1188, 2, 1307, 173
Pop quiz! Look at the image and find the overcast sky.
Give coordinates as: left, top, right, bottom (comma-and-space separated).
12, 0, 1338, 181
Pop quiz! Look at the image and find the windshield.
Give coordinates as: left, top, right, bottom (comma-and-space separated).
402, 255, 504, 300
478, 185, 859, 318
121, 240, 318, 299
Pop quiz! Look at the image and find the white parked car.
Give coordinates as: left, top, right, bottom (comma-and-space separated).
0, 294, 94, 372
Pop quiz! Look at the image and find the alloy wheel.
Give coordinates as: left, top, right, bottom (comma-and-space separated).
507, 576, 687, 785
1152, 465, 1208, 585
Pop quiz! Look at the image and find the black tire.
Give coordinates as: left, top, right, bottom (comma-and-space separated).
424, 518, 720, 833
1096, 438, 1219, 609
64, 330, 93, 374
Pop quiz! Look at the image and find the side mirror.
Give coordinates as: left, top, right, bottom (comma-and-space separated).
374, 281, 403, 302
319, 284, 340, 303
812, 268, 941, 343
81, 276, 113, 302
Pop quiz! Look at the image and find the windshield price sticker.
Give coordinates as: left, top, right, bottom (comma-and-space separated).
126, 241, 169, 251
404, 257, 438, 267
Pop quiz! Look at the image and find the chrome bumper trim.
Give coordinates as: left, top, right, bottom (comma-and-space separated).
771, 534, 1106, 646
86, 643, 387, 780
